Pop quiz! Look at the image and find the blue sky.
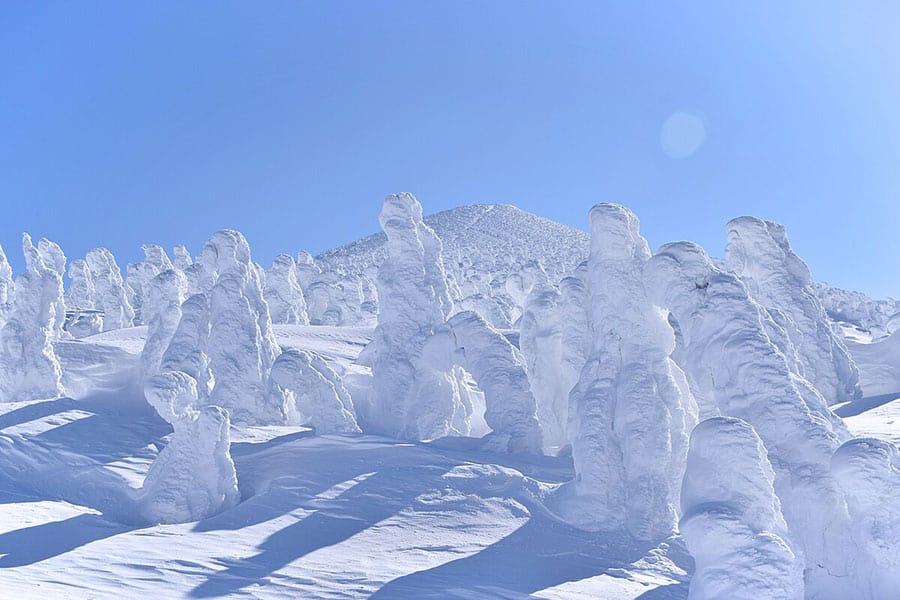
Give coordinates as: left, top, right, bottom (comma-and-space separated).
2, 2, 899, 297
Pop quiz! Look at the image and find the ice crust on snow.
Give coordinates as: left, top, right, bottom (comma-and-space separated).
681, 417, 803, 600
558, 204, 697, 541
725, 216, 862, 404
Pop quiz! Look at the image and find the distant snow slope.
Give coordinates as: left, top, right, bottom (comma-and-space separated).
317, 204, 590, 284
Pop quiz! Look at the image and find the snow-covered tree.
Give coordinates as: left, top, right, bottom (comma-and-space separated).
141, 269, 188, 378
0, 234, 65, 402
558, 204, 696, 541
139, 371, 239, 524
646, 240, 854, 595
86, 247, 135, 331
269, 349, 360, 434
265, 254, 309, 325
369, 193, 465, 440
725, 216, 862, 404
681, 417, 803, 600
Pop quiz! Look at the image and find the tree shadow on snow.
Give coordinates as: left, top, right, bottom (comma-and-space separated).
189, 461, 463, 598
370, 518, 659, 599
833, 392, 900, 418
0, 513, 141, 568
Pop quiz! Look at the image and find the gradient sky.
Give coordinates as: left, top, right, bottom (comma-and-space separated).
2, 2, 899, 297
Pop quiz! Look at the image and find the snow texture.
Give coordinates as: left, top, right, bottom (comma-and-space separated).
725, 216, 862, 404
559, 204, 697, 541
269, 348, 361, 433
680, 417, 803, 600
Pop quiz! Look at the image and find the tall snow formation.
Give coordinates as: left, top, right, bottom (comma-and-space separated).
0, 244, 14, 322
126, 245, 174, 324
140, 371, 239, 524
0, 234, 65, 402
448, 310, 543, 454
65, 259, 94, 310
199, 230, 287, 425
560, 204, 696, 541
269, 349, 360, 434
86, 247, 135, 331
172, 245, 193, 271
265, 254, 309, 325
831, 438, 900, 599
32, 237, 67, 339
724, 216, 862, 404
519, 265, 591, 454
369, 193, 465, 441
645, 241, 854, 595
141, 269, 188, 378
159, 293, 214, 399
681, 417, 803, 600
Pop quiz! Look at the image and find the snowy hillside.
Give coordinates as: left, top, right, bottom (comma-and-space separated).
1, 195, 899, 599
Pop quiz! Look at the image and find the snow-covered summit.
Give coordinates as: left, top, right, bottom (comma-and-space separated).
316, 203, 590, 282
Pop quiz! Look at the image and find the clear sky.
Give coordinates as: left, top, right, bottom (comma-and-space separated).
2, 2, 899, 297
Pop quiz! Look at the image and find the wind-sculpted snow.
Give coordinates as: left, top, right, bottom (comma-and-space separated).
0, 234, 65, 402
646, 240, 855, 596
681, 417, 803, 600
725, 217, 862, 404
141, 269, 187, 378
86, 247, 135, 331
831, 438, 900, 599
557, 204, 697, 541
448, 310, 543, 454
140, 371, 240, 524
269, 349, 360, 433
265, 254, 309, 325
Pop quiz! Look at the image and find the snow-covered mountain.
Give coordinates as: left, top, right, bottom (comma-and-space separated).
2, 197, 899, 599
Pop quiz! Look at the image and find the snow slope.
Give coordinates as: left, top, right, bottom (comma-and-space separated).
0, 326, 690, 599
